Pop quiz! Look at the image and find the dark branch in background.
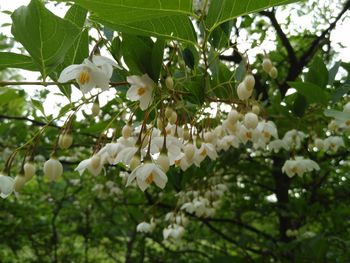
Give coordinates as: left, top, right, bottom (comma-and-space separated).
260, 10, 298, 67
0, 114, 98, 138
265, 0, 350, 97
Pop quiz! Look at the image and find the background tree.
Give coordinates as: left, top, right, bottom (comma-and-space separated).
0, 0, 350, 262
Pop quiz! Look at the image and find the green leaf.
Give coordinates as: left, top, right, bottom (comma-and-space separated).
31, 98, 46, 116
93, 15, 197, 44
210, 21, 233, 49
328, 61, 341, 86
151, 39, 165, 82
305, 56, 328, 88
182, 48, 195, 70
0, 52, 39, 71
332, 84, 350, 103
64, 4, 87, 28
121, 35, 163, 81
288, 81, 330, 105
292, 94, 308, 117
206, 0, 299, 30
71, 0, 197, 43
11, 0, 80, 78
0, 88, 23, 106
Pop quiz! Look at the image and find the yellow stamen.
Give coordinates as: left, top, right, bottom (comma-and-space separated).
145, 173, 154, 184
78, 70, 90, 85
200, 148, 207, 157
263, 131, 271, 139
137, 87, 146, 96
246, 132, 252, 139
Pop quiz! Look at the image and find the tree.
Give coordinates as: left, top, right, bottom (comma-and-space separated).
0, 0, 350, 262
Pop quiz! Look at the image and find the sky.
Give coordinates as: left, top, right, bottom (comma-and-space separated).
0, 0, 349, 116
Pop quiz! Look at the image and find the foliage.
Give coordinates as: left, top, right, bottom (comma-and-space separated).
0, 0, 350, 262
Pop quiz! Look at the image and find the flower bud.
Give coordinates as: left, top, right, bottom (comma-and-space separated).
14, 175, 27, 192
169, 111, 178, 125
184, 143, 196, 161
252, 105, 260, 115
244, 112, 259, 129
58, 133, 73, 149
244, 74, 255, 91
183, 126, 190, 141
44, 158, 63, 181
237, 82, 252, 100
156, 154, 170, 173
269, 67, 278, 79
262, 58, 273, 73
165, 76, 174, 90
130, 155, 141, 171
122, 124, 132, 139
91, 102, 100, 116
165, 107, 173, 119
204, 131, 214, 143
157, 118, 164, 130
24, 162, 36, 181
228, 109, 239, 123
90, 155, 101, 170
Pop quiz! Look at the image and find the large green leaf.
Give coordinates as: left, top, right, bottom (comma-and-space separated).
121, 35, 164, 81
0, 52, 39, 71
305, 56, 328, 88
71, 0, 193, 23
11, 0, 80, 78
288, 81, 330, 105
70, 0, 196, 43
206, 0, 299, 30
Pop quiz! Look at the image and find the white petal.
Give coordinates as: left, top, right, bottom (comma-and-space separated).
139, 92, 152, 110
136, 176, 150, 192
0, 175, 14, 198
75, 159, 91, 176
92, 55, 119, 68
58, 64, 84, 83
126, 86, 140, 101
152, 167, 168, 189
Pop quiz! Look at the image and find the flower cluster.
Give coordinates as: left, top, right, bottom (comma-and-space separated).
282, 157, 320, 178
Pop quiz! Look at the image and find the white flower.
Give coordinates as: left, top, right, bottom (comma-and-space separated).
282, 157, 320, 178
163, 224, 185, 240
323, 136, 345, 152
0, 174, 14, 198
58, 55, 118, 93
126, 161, 168, 191
136, 219, 156, 233
75, 154, 103, 176
268, 139, 288, 153
282, 130, 307, 150
126, 74, 155, 110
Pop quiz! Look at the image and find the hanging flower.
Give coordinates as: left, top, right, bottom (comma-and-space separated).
126, 74, 155, 110
58, 55, 119, 93
126, 161, 168, 191
0, 174, 14, 198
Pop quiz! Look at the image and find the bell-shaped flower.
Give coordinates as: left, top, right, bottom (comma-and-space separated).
282, 157, 320, 178
75, 154, 104, 176
58, 55, 118, 93
126, 74, 155, 110
0, 174, 14, 198
136, 219, 156, 233
126, 161, 168, 192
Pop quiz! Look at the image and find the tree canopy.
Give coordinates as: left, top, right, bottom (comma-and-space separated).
0, 0, 350, 262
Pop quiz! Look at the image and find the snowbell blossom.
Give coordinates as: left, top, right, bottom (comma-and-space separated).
58, 55, 119, 93
126, 74, 155, 110
126, 162, 168, 191
282, 157, 320, 178
0, 174, 14, 198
